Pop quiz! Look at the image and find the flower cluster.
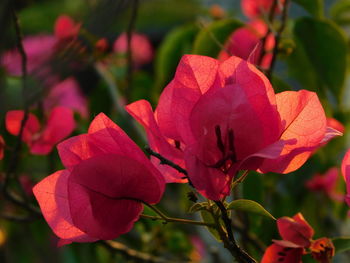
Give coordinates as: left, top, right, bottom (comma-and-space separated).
262, 213, 334, 263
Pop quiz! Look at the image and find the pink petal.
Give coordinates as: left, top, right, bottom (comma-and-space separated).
189, 83, 280, 162
184, 146, 232, 201
2, 35, 57, 76
44, 78, 88, 118
241, 0, 282, 19
33, 170, 96, 244
57, 134, 104, 170
327, 117, 345, 134
126, 100, 186, 183
5, 110, 41, 143
277, 213, 314, 248
67, 154, 164, 239
30, 107, 76, 155
219, 56, 281, 146
113, 33, 153, 66
169, 55, 221, 144
261, 244, 303, 263
260, 90, 327, 174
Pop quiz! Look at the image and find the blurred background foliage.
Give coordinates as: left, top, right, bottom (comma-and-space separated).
1, 0, 350, 262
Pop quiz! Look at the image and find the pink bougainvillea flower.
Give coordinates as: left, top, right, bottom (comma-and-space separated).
33, 113, 165, 245
113, 33, 153, 67
1, 35, 57, 77
341, 149, 350, 208
54, 15, 81, 41
218, 20, 274, 69
241, 0, 284, 18
128, 54, 339, 200
0, 135, 4, 160
262, 213, 334, 263
44, 78, 88, 118
126, 100, 186, 183
6, 107, 75, 155
306, 168, 344, 202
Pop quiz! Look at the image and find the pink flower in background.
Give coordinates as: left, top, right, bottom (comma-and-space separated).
341, 149, 350, 208
113, 33, 153, 67
6, 107, 75, 155
44, 78, 88, 119
1, 35, 57, 77
127, 54, 340, 200
54, 15, 81, 41
306, 168, 344, 201
33, 113, 165, 245
218, 20, 274, 68
241, 0, 284, 18
262, 213, 334, 263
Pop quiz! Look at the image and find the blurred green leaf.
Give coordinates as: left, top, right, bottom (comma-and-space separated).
332, 237, 350, 254
154, 24, 198, 92
200, 210, 221, 241
331, 0, 350, 25
243, 172, 263, 203
227, 199, 276, 220
293, 17, 347, 100
292, 0, 323, 18
192, 18, 242, 57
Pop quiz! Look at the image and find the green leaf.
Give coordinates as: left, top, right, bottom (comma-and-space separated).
331, 0, 350, 25
200, 210, 221, 241
292, 0, 323, 18
227, 199, 276, 220
188, 202, 207, 213
154, 24, 198, 92
293, 17, 347, 99
332, 237, 350, 254
192, 19, 243, 57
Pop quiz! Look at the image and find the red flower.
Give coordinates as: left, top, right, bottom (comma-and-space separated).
6, 107, 75, 155
218, 20, 274, 69
262, 213, 334, 263
306, 168, 344, 202
0, 135, 4, 160
241, 0, 284, 19
54, 15, 81, 41
341, 149, 350, 208
113, 33, 153, 67
128, 55, 339, 200
33, 113, 165, 245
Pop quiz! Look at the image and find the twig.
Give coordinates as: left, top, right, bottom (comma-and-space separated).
232, 220, 266, 253
102, 240, 188, 263
125, 0, 139, 103
1, 8, 40, 215
257, 0, 278, 67
144, 146, 194, 187
214, 201, 257, 263
140, 214, 213, 227
266, 0, 290, 79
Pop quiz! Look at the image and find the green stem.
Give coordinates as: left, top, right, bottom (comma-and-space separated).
140, 214, 213, 227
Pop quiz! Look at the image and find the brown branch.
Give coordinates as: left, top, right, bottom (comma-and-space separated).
144, 146, 194, 187
125, 0, 139, 103
266, 0, 291, 80
214, 201, 257, 263
102, 240, 189, 263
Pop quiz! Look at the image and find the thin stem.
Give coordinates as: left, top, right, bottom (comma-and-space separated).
125, 0, 139, 103
231, 170, 249, 189
102, 240, 186, 263
214, 201, 257, 263
145, 146, 194, 187
266, 0, 290, 80
140, 214, 213, 227
257, 0, 278, 66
